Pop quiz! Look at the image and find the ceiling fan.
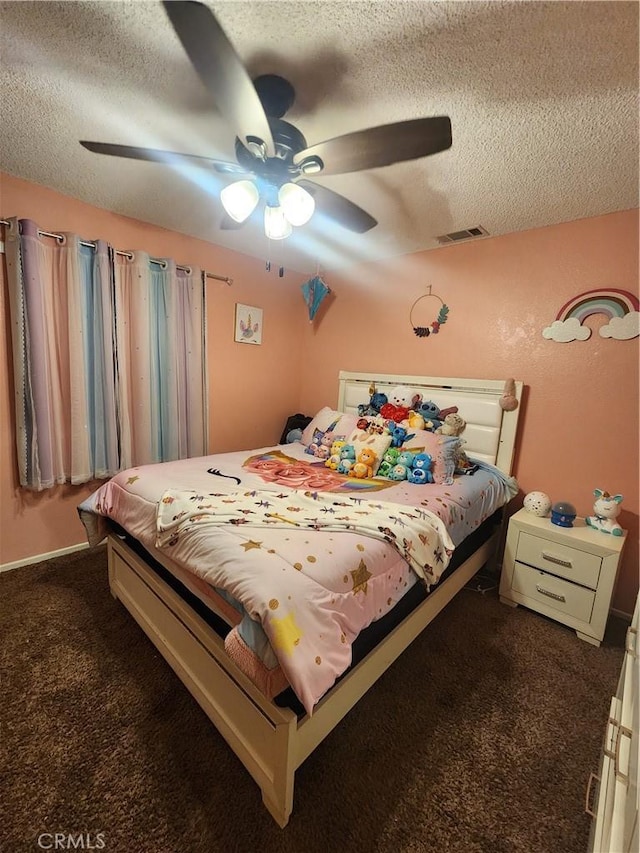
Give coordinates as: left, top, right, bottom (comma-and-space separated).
80, 0, 453, 240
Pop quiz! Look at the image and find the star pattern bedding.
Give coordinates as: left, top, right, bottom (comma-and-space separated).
79, 441, 517, 714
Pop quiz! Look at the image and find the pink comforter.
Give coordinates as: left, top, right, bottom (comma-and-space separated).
80, 443, 517, 713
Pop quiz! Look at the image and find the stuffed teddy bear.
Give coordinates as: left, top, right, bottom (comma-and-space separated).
348, 447, 378, 479
388, 385, 423, 409
436, 413, 466, 437
411, 453, 434, 483
377, 447, 400, 477
380, 385, 424, 424
325, 439, 346, 470
389, 463, 410, 481
380, 403, 410, 423
337, 444, 356, 475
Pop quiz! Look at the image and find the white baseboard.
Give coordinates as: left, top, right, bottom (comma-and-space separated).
0, 541, 100, 573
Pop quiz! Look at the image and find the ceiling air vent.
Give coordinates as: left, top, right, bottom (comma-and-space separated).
436, 225, 489, 245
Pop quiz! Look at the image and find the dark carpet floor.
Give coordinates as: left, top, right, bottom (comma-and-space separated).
1, 547, 626, 853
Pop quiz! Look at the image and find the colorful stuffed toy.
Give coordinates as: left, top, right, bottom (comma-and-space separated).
348, 447, 378, 479
396, 449, 415, 468
389, 463, 410, 481
436, 413, 466, 437
586, 490, 624, 536
357, 391, 388, 417
380, 403, 410, 423
387, 385, 423, 409
407, 410, 426, 430
387, 423, 414, 447
337, 444, 356, 475
325, 439, 346, 470
377, 447, 400, 477
411, 453, 434, 483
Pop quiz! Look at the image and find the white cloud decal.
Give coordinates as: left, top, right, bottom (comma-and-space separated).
542, 318, 591, 342
599, 311, 640, 340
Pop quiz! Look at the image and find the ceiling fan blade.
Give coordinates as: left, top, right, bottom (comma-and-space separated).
79, 140, 248, 175
163, 1, 275, 157
297, 180, 377, 233
294, 116, 452, 176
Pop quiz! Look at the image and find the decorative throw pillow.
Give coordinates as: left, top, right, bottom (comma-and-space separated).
346, 428, 392, 477
403, 429, 462, 485
300, 407, 343, 446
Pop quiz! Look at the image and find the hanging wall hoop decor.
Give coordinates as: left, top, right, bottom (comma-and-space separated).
409, 286, 450, 337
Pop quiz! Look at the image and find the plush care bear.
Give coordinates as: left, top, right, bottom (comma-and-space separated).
378, 447, 400, 477
349, 447, 378, 479
397, 450, 415, 468
408, 467, 429, 484
389, 463, 410, 481
411, 453, 434, 483
325, 439, 346, 470
337, 444, 356, 475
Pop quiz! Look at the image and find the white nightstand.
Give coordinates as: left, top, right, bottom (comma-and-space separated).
499, 508, 626, 646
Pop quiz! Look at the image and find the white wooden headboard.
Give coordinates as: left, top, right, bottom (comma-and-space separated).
337, 371, 523, 475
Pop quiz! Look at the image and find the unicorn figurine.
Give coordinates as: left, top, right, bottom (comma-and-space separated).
586, 490, 624, 536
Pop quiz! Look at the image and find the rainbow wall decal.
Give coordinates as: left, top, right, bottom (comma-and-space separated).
543, 288, 640, 342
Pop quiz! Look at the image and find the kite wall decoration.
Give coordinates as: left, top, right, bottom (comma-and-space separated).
301, 275, 332, 322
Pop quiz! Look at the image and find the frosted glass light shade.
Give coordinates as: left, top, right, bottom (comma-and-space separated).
264, 204, 293, 240
278, 182, 315, 226
220, 180, 259, 223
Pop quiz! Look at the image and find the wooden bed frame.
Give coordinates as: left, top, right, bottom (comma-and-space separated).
106, 371, 523, 827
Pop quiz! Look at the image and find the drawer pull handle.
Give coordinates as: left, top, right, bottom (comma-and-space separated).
625, 626, 638, 657
585, 771, 599, 817
615, 725, 632, 786
604, 715, 620, 760
541, 551, 572, 568
536, 585, 566, 603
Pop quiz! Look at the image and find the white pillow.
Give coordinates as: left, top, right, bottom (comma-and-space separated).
300, 407, 344, 446
346, 428, 392, 476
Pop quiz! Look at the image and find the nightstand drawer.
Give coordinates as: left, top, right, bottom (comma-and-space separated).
512, 563, 596, 623
516, 531, 602, 589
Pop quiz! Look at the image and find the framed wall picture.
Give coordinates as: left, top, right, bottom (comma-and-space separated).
234, 303, 263, 344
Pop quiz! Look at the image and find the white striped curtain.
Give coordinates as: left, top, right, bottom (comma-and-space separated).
5, 218, 207, 490
114, 252, 206, 468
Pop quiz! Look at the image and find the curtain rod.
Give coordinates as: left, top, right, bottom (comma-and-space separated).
0, 218, 233, 286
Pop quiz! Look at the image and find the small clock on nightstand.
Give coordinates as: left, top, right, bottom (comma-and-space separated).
499, 507, 626, 646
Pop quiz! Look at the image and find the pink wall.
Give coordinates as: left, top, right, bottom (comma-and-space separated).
297, 210, 639, 614
1, 173, 637, 614
0, 173, 306, 565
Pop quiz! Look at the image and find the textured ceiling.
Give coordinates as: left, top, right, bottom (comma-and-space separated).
1, 0, 638, 274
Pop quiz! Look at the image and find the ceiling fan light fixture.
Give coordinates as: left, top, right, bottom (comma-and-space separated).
220, 180, 260, 223
278, 182, 315, 226
264, 204, 293, 240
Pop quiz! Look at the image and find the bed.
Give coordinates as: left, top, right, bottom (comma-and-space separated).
79, 370, 523, 827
